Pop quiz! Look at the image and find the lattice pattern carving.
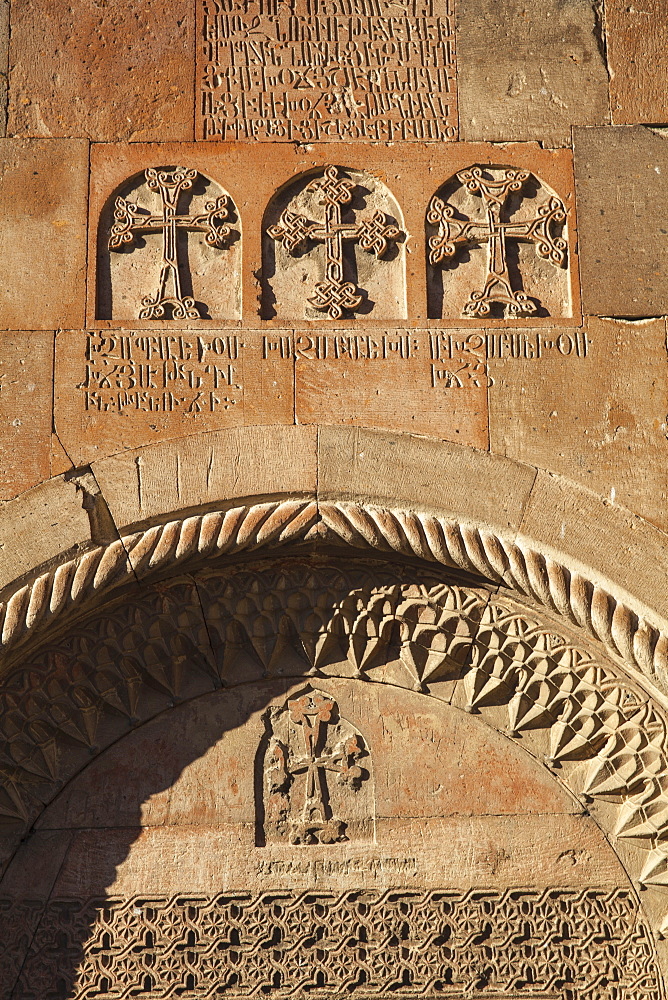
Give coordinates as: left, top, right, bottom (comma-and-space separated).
9, 888, 660, 1000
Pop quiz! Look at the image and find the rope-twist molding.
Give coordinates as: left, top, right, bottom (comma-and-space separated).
0, 500, 666, 688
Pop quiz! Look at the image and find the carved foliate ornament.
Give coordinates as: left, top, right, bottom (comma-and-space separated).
267, 165, 403, 319
427, 165, 568, 318
261, 686, 370, 844
108, 166, 234, 320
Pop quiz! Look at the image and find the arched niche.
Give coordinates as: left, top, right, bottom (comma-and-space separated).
96, 166, 242, 322
0, 554, 664, 999
426, 164, 572, 320
2, 427, 668, 991
262, 165, 407, 321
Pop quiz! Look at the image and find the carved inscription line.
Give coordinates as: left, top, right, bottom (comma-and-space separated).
200, 0, 457, 142
80, 330, 591, 414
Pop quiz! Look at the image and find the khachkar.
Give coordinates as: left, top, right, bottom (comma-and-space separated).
428, 165, 567, 317
268, 165, 403, 319
108, 166, 232, 320
261, 687, 370, 844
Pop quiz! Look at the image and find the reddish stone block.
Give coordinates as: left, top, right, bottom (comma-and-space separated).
0, 138, 89, 330
8, 0, 194, 141
0, 331, 54, 499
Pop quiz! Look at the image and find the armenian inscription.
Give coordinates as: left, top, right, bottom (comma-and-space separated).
199, 0, 457, 141
79, 329, 592, 414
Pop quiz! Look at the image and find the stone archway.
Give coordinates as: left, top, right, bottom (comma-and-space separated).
0, 550, 666, 999
2, 428, 668, 996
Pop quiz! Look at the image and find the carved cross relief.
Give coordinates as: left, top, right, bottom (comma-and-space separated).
268, 165, 403, 319
108, 167, 233, 320
427, 166, 568, 317
261, 688, 369, 844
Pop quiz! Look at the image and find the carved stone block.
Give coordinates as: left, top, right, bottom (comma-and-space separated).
263, 165, 406, 321
259, 686, 372, 844
427, 165, 573, 320
97, 167, 242, 322
197, 0, 457, 142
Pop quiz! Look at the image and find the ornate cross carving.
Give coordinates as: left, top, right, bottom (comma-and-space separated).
108, 167, 232, 321
427, 166, 567, 318
264, 689, 367, 844
267, 165, 402, 319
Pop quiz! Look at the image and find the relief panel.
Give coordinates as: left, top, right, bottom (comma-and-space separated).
426, 165, 572, 320
263, 165, 406, 319
96, 167, 242, 322
259, 686, 372, 844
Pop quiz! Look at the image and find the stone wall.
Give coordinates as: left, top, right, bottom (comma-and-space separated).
2, 2, 668, 998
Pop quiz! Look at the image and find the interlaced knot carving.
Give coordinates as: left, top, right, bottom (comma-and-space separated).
268, 165, 402, 319
108, 166, 232, 320
427, 165, 567, 318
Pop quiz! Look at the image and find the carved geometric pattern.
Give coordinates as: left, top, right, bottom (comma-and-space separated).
2, 558, 668, 899
427, 165, 568, 317
1, 501, 666, 696
8, 888, 660, 1000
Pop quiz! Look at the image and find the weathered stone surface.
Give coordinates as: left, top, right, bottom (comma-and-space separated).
0, 476, 91, 594
295, 331, 488, 448
574, 125, 668, 317
0, 1, 8, 137
457, 0, 609, 147
91, 425, 317, 531
318, 425, 536, 532
7, 0, 193, 141
606, 0, 668, 125
0, 332, 53, 500
0, 139, 89, 330
520, 470, 668, 623
54, 330, 294, 466
489, 318, 668, 533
